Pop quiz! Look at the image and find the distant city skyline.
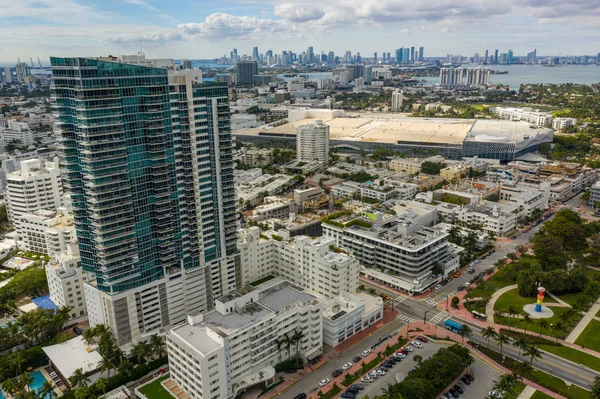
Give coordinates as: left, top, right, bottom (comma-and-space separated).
0, 0, 599, 63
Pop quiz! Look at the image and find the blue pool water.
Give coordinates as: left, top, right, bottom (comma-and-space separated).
30, 370, 51, 399
0, 388, 5, 399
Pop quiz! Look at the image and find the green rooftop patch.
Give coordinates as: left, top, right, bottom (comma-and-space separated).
250, 275, 276, 287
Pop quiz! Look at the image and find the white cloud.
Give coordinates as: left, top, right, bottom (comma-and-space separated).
178, 12, 292, 39
274, 4, 325, 22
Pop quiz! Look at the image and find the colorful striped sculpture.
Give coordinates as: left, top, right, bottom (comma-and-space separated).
535, 287, 546, 312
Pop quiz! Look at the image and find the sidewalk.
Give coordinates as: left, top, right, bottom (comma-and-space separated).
517, 386, 537, 399
565, 300, 600, 343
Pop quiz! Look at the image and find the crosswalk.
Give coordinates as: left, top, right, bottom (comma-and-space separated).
429, 311, 451, 325
397, 314, 415, 324
424, 297, 440, 307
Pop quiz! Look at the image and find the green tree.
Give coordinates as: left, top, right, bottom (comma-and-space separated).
39, 381, 57, 399
590, 375, 600, 399
522, 313, 533, 335
538, 319, 549, 337
506, 305, 520, 331
494, 333, 510, 356
95, 377, 108, 397
69, 368, 90, 388
458, 324, 473, 345
451, 296, 460, 309
150, 334, 166, 359
481, 326, 497, 349
524, 345, 543, 365
131, 341, 152, 364
514, 337, 529, 361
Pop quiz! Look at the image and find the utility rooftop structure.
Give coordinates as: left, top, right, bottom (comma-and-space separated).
235, 112, 554, 161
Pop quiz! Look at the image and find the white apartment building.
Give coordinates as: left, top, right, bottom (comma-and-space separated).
388, 155, 445, 175
322, 292, 383, 347
45, 244, 90, 321
0, 119, 35, 151
165, 281, 322, 399
494, 107, 553, 127
323, 210, 460, 294
455, 205, 517, 236
5, 159, 63, 230
246, 198, 295, 222
17, 208, 75, 256
238, 228, 360, 298
236, 173, 294, 207
241, 148, 273, 167
499, 184, 549, 219
391, 89, 403, 111
296, 120, 330, 163
591, 181, 600, 209
552, 117, 577, 131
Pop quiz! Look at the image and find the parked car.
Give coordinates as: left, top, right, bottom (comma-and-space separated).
403, 346, 413, 352
285, 369, 297, 374
380, 363, 392, 369
342, 362, 353, 370
361, 376, 374, 383
361, 349, 372, 357
353, 356, 362, 363
411, 341, 423, 348
416, 336, 428, 343
375, 369, 386, 375
465, 373, 475, 381
434, 284, 442, 290
318, 378, 330, 387
294, 394, 307, 399
448, 388, 459, 398
467, 268, 475, 274
461, 376, 471, 385
346, 386, 360, 394
441, 279, 449, 286
332, 369, 343, 378
454, 385, 464, 394
341, 392, 356, 399
367, 371, 379, 379
395, 352, 406, 359
489, 389, 504, 398
73, 326, 83, 335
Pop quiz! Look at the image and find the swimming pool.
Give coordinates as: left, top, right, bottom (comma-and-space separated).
30, 370, 52, 399
0, 388, 5, 399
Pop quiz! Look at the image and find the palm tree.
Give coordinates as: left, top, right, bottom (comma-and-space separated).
514, 337, 529, 361
589, 376, 600, 399
131, 341, 152, 364
517, 361, 534, 380
10, 352, 24, 377
98, 357, 115, 379
2, 378, 16, 396
481, 326, 497, 349
506, 305, 520, 331
69, 368, 90, 388
95, 377, 108, 397
150, 334, 166, 359
380, 382, 400, 399
17, 373, 33, 392
538, 319, 549, 337
117, 359, 134, 377
495, 333, 511, 356
291, 329, 306, 366
413, 355, 423, 366
459, 325, 473, 345
81, 329, 96, 346
74, 387, 90, 399
524, 345, 543, 365
552, 321, 567, 342
274, 338, 284, 364
283, 332, 292, 360
522, 313, 533, 335
39, 381, 57, 399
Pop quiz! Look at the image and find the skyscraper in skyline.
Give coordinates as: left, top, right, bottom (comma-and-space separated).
51, 58, 238, 345
410, 46, 415, 63
484, 49, 489, 63
236, 61, 258, 86
307, 46, 314, 63
252, 46, 259, 62
494, 49, 499, 64
419, 46, 424, 61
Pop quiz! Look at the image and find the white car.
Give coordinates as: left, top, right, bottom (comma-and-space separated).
368, 371, 379, 379
394, 352, 406, 359
361, 376, 374, 383
434, 284, 442, 290
403, 346, 413, 352
361, 349, 372, 357
319, 378, 330, 387
375, 369, 386, 376
342, 362, 353, 370
489, 390, 505, 398
411, 341, 423, 348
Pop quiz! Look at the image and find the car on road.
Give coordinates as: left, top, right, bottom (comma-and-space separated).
416, 336, 428, 343
361, 376, 374, 383
361, 349, 372, 357
285, 369, 297, 374
294, 394, 307, 399
454, 385, 464, 394
341, 392, 356, 399
434, 284, 442, 290
318, 378, 330, 387
452, 271, 461, 278
448, 388, 459, 398
460, 376, 471, 385
332, 369, 343, 377
467, 268, 475, 274
342, 362, 353, 370
465, 373, 474, 381
441, 279, 449, 286
353, 356, 362, 363
73, 326, 83, 335
411, 341, 423, 348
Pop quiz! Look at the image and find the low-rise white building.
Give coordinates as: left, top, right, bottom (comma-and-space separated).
45, 244, 90, 321
455, 205, 517, 236
236, 173, 295, 207
590, 181, 600, 209
0, 119, 35, 151
246, 197, 295, 222
166, 281, 322, 399
322, 292, 383, 347
17, 208, 75, 255
238, 228, 360, 298
552, 118, 577, 131
493, 107, 552, 127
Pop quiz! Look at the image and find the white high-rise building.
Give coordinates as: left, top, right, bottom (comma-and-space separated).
165, 281, 322, 399
45, 244, 91, 322
0, 119, 35, 151
391, 89, 403, 111
5, 158, 63, 231
17, 208, 75, 256
238, 228, 360, 298
15, 62, 30, 82
296, 120, 330, 163
3, 67, 12, 84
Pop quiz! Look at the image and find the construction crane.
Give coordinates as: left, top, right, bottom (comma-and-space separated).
37, 58, 42, 68
30, 57, 35, 68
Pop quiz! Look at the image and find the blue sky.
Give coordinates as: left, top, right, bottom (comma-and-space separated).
0, 0, 599, 64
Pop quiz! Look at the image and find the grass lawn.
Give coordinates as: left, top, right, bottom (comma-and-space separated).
139, 375, 174, 399
596, 308, 600, 318
493, 288, 557, 313
494, 307, 580, 338
529, 369, 589, 399
555, 292, 585, 307
466, 256, 540, 300
505, 382, 526, 399
575, 319, 600, 353
250, 275, 276, 287
464, 299, 486, 314
531, 391, 554, 399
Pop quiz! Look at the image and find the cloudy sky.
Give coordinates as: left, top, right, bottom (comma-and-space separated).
0, 0, 599, 64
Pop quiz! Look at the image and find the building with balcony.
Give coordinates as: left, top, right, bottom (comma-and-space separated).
51, 58, 238, 345
454, 205, 517, 236
166, 280, 322, 399
16, 208, 75, 256
5, 158, 63, 231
